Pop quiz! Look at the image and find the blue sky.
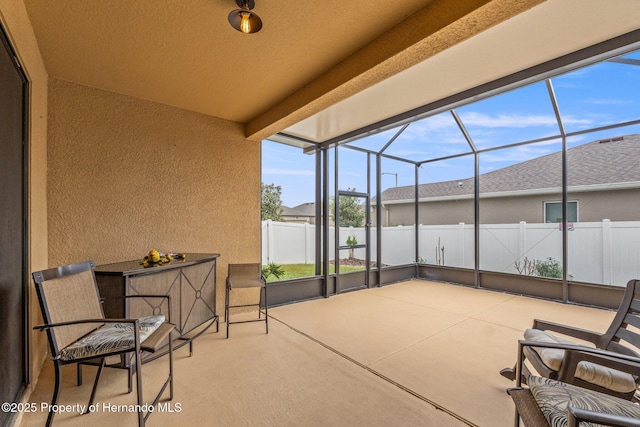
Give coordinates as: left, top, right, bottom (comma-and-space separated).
263, 50, 640, 208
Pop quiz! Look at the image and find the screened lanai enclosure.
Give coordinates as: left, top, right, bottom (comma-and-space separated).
263, 30, 640, 309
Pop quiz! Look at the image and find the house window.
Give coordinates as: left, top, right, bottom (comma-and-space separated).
544, 201, 578, 223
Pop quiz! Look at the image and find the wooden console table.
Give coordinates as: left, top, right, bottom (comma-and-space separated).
94, 253, 220, 357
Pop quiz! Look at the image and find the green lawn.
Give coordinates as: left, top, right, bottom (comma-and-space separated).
265, 263, 364, 282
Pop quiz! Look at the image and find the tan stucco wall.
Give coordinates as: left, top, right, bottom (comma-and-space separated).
1, 2, 261, 405
0, 0, 50, 399
47, 78, 261, 309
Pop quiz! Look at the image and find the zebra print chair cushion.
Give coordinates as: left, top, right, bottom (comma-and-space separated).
58, 315, 165, 361
529, 376, 640, 427
525, 328, 637, 393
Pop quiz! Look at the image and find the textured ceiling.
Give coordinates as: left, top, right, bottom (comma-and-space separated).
23, 0, 438, 125
23, 0, 542, 140
22, 0, 640, 144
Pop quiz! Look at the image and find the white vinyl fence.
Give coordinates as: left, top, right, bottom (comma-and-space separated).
261, 220, 640, 286
260, 220, 415, 266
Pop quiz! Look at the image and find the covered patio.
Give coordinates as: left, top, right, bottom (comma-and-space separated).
1, 1, 639, 426
20, 280, 615, 426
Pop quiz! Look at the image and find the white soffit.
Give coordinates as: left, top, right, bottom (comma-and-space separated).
275, 0, 640, 145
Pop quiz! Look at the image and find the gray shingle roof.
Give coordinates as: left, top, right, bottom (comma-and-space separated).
381, 134, 640, 202
282, 202, 316, 216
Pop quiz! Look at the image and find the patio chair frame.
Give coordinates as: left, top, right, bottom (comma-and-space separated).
501, 279, 640, 400
224, 263, 268, 338
508, 340, 640, 426
33, 261, 175, 427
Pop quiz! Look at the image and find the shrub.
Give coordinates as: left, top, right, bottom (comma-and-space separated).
346, 235, 358, 259
535, 257, 563, 279
262, 263, 285, 280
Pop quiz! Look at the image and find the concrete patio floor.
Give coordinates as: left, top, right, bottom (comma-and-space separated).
19, 279, 616, 427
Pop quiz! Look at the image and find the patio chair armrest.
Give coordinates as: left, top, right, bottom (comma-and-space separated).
140, 322, 176, 353
507, 387, 550, 426
567, 407, 640, 427
518, 340, 640, 385
520, 340, 640, 364
532, 318, 602, 344
34, 318, 141, 331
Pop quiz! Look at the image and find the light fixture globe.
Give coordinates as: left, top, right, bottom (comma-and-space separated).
228, 0, 263, 34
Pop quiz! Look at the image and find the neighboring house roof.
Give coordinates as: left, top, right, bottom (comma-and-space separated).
380, 134, 640, 203
282, 202, 316, 217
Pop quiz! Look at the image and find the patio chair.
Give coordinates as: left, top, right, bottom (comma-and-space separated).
225, 263, 268, 338
33, 260, 176, 427
507, 340, 640, 426
501, 279, 640, 400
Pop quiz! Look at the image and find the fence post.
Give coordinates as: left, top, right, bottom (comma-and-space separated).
458, 222, 465, 268
304, 222, 310, 264
261, 221, 266, 265
266, 219, 273, 264
519, 221, 527, 261
602, 219, 612, 285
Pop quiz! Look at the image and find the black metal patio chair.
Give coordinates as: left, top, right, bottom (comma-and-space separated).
507, 340, 640, 426
224, 263, 268, 338
501, 279, 640, 401
33, 260, 175, 426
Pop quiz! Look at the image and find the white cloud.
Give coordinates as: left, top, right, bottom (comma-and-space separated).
461, 112, 553, 127
582, 98, 633, 106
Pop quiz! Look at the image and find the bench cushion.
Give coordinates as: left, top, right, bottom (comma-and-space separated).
529, 376, 640, 427
58, 315, 165, 361
525, 328, 637, 393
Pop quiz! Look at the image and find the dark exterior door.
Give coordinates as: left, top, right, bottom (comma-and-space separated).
0, 24, 27, 427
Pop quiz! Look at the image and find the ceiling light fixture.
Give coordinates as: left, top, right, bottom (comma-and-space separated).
228, 0, 263, 34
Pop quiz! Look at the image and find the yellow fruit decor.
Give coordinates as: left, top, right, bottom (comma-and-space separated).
141, 249, 186, 267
